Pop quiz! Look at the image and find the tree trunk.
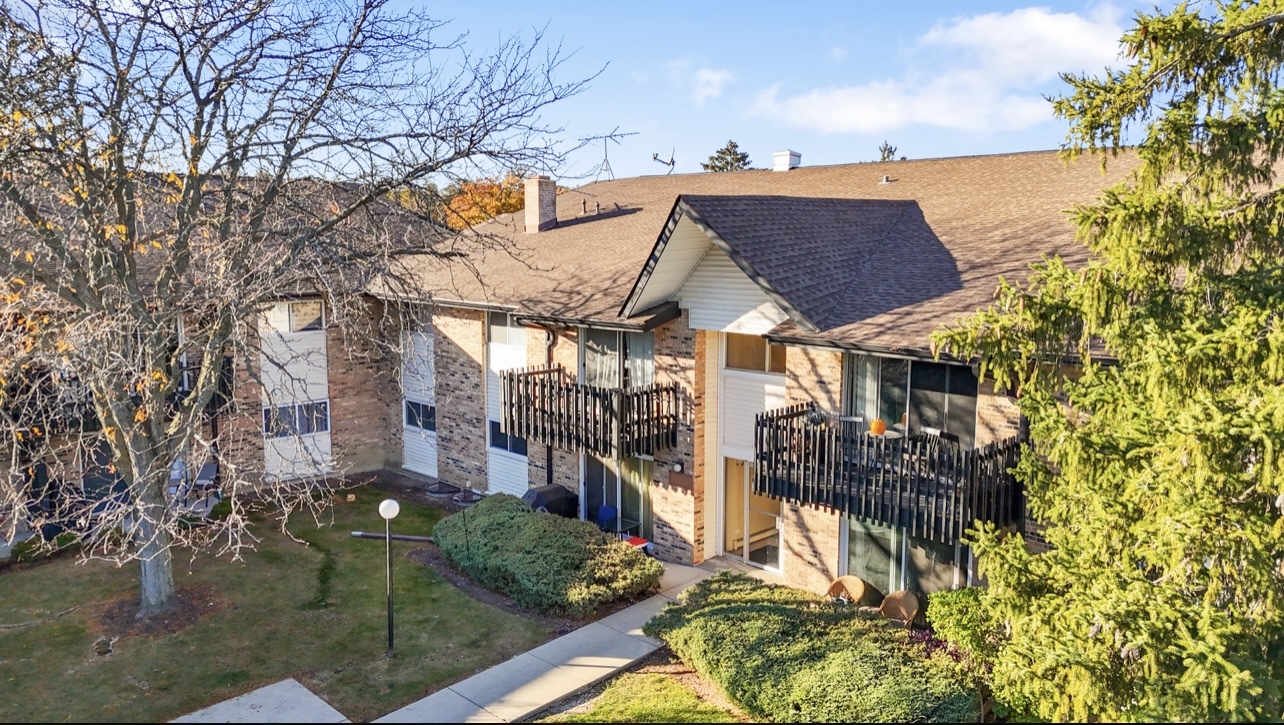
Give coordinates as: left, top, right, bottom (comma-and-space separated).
135, 512, 176, 618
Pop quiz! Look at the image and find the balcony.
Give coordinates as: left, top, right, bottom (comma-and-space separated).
500, 364, 680, 458
754, 403, 1024, 545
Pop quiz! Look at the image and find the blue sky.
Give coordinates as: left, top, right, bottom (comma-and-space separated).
424, 1, 1147, 182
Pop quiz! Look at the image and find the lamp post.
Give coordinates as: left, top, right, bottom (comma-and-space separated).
378, 498, 400, 656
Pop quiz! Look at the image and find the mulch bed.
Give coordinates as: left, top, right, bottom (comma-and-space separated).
90, 583, 226, 641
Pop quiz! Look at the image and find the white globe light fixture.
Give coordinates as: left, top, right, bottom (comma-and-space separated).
379, 498, 400, 655
379, 499, 400, 520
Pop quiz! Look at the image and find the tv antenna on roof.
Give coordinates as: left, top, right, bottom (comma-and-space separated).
578, 127, 637, 183
652, 149, 676, 174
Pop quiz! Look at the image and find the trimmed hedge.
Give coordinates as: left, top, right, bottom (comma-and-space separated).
643, 572, 979, 723
433, 494, 663, 617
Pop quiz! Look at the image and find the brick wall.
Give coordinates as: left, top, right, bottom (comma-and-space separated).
326, 299, 400, 474
524, 326, 581, 494
218, 327, 265, 487
785, 345, 844, 410
549, 330, 580, 493
434, 306, 488, 490
975, 379, 1021, 446
779, 344, 846, 592
781, 503, 842, 594
690, 329, 711, 564
649, 311, 697, 564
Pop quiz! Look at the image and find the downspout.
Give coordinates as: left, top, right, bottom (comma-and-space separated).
545, 328, 555, 487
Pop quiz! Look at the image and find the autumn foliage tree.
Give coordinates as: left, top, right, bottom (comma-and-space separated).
935, 2, 1284, 720
0, 0, 584, 617
439, 173, 527, 230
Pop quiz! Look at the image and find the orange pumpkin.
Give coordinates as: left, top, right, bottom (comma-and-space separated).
870, 418, 888, 436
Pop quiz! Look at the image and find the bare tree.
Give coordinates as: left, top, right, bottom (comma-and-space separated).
0, 0, 588, 616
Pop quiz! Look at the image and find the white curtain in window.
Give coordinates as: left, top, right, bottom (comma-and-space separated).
584, 329, 619, 388
624, 331, 654, 388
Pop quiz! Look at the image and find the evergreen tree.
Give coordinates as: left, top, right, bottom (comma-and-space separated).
701, 140, 751, 172
934, 3, 1284, 720
878, 140, 897, 162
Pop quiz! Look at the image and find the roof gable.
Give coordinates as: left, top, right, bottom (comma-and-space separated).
623, 195, 956, 335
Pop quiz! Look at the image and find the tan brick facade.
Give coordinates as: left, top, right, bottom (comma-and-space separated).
326, 299, 400, 474
648, 311, 697, 564
975, 379, 1021, 446
779, 344, 846, 593
781, 503, 843, 594
219, 337, 266, 487
691, 329, 710, 563
433, 307, 488, 490
785, 345, 844, 411
525, 327, 581, 495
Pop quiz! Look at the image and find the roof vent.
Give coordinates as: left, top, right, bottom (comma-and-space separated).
773, 149, 801, 172
879, 175, 891, 185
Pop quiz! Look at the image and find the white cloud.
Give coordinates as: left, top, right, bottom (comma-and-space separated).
691, 68, 734, 106
827, 45, 848, 62
749, 5, 1126, 134
665, 59, 735, 107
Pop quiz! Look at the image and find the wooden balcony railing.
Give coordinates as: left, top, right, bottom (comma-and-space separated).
501, 364, 680, 458
754, 403, 1024, 545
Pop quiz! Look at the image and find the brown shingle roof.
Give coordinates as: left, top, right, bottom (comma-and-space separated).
394, 150, 1139, 351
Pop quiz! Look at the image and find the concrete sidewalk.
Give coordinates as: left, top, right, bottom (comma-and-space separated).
173, 679, 349, 723
374, 563, 707, 724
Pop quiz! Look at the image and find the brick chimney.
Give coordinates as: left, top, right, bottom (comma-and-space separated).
524, 175, 556, 233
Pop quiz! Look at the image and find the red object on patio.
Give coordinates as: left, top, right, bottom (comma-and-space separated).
626, 536, 648, 549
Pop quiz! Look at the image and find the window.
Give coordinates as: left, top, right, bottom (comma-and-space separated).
845, 516, 969, 597
908, 362, 978, 448
290, 301, 324, 332
487, 311, 523, 344
262, 401, 330, 439
582, 329, 654, 390
845, 354, 975, 444
489, 421, 527, 456
404, 401, 436, 431
725, 333, 786, 373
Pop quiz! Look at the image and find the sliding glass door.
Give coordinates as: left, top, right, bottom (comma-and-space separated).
581, 328, 656, 538
844, 516, 969, 598
844, 354, 978, 447
724, 458, 782, 571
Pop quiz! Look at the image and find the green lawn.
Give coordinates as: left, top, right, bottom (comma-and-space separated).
541, 673, 740, 723
0, 486, 551, 722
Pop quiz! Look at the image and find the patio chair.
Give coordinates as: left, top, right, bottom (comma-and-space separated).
879, 590, 920, 628
826, 575, 869, 605
192, 461, 219, 493
595, 504, 618, 533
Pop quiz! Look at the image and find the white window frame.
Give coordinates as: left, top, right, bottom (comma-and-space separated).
262, 399, 331, 439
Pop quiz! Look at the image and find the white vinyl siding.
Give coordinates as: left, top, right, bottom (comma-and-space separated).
260, 303, 331, 481
264, 435, 332, 481
720, 370, 787, 458
259, 325, 329, 405
401, 330, 435, 404
630, 216, 714, 313
487, 314, 528, 496
401, 328, 438, 478
680, 246, 789, 334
